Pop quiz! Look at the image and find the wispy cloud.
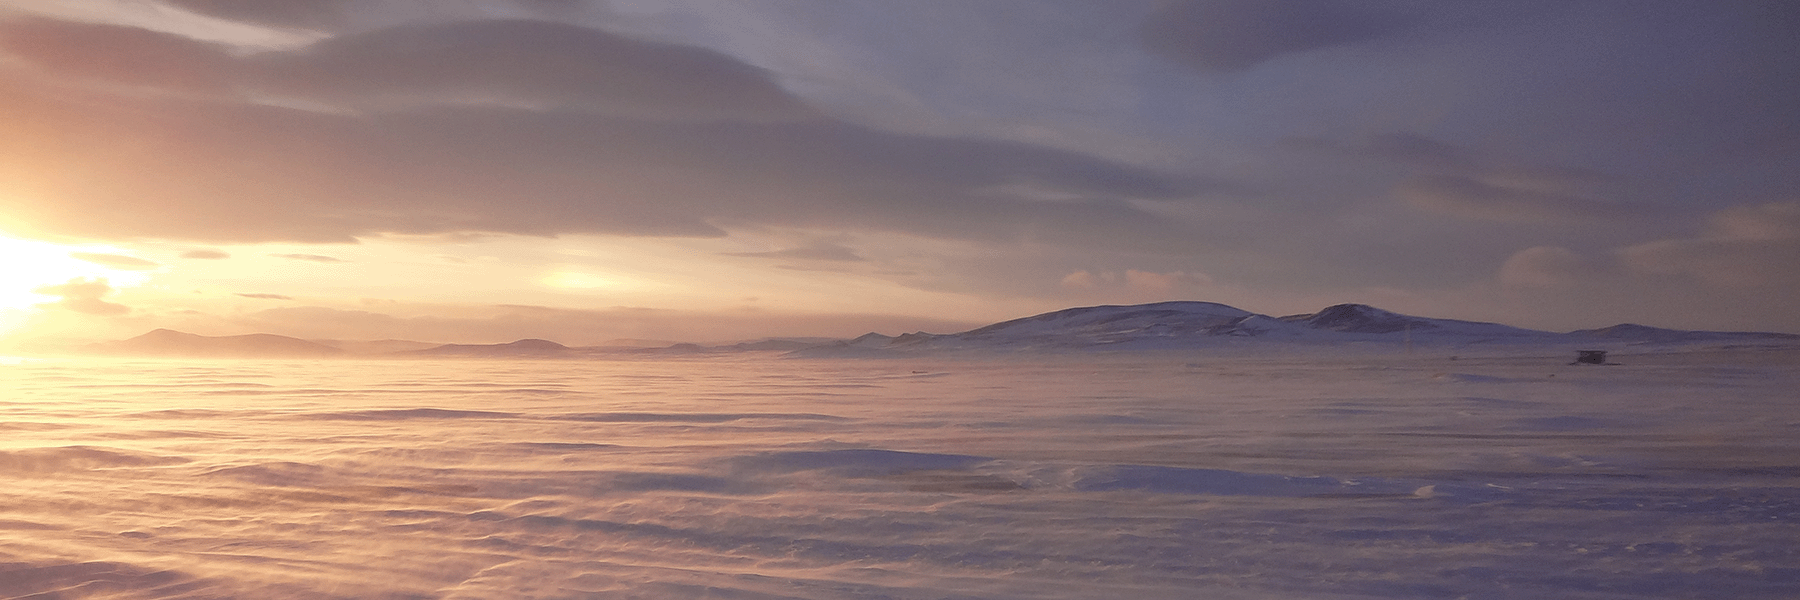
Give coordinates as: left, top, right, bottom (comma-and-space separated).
162, 0, 351, 31
1618, 202, 1800, 288
1141, 0, 1418, 72
0, 12, 1203, 248
0, 1, 1794, 333
1396, 175, 1627, 224
69, 252, 160, 270
724, 243, 865, 262
270, 254, 344, 263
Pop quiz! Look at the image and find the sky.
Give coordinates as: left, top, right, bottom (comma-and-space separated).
0, 0, 1796, 348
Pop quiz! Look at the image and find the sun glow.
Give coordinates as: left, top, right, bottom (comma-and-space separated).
540, 270, 652, 291
0, 236, 82, 309
0, 233, 155, 335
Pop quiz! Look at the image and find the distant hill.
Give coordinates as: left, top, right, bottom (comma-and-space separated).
91, 329, 344, 358
796, 302, 1796, 356
310, 339, 443, 354
597, 338, 681, 348
1568, 323, 1800, 344
403, 339, 572, 357
617, 337, 848, 355
1276, 304, 1550, 339
92, 303, 1800, 359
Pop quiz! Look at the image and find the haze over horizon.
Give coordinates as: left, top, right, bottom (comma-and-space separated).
2, 1, 1797, 348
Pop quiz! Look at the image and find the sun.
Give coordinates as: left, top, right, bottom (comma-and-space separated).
0, 235, 80, 309
0, 233, 154, 336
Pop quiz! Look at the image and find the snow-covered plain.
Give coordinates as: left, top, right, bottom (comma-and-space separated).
0, 348, 1796, 599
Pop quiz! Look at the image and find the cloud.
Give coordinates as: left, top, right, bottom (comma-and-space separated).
180, 249, 231, 259
1498, 246, 1608, 288
1059, 270, 1107, 290
1619, 238, 1800, 288
0, 17, 1205, 249
0, 87, 1202, 248
162, 0, 349, 31
1124, 269, 1213, 293
0, 18, 237, 93
1617, 202, 1800, 288
1396, 175, 1626, 224
2, 4, 1796, 335
1489, 203, 1800, 297
1287, 132, 1479, 171
270, 253, 344, 263
32, 277, 130, 316
1059, 269, 1212, 294
1288, 131, 1637, 235
1141, 0, 1415, 72
723, 242, 864, 262
1702, 201, 1800, 241
237, 293, 294, 300
249, 19, 819, 122
1361, 133, 1481, 170
1472, 202, 1800, 332
69, 252, 161, 270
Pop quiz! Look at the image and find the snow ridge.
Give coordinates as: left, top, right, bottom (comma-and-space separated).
87, 301, 1800, 359
801, 301, 1797, 356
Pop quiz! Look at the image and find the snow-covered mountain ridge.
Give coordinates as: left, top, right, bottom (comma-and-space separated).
806, 302, 1799, 355
88, 302, 1799, 358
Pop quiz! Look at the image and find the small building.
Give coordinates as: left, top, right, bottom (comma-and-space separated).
1573, 350, 1608, 365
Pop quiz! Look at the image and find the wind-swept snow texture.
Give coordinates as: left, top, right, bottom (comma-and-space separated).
0, 348, 1796, 598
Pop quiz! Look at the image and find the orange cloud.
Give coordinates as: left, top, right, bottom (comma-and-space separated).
33, 277, 130, 316
70, 252, 160, 270
0, 18, 1199, 249
0, 18, 237, 94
